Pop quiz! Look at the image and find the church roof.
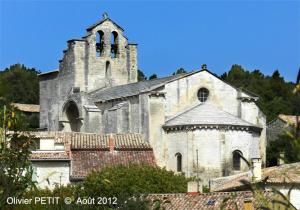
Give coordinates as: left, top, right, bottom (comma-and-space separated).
164, 102, 259, 128
90, 72, 197, 102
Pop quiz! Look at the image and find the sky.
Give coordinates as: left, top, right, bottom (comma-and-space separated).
0, 0, 299, 81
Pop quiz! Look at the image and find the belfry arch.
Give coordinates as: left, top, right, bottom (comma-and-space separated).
63, 101, 82, 132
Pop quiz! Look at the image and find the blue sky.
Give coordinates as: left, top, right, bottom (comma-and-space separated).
0, 0, 299, 81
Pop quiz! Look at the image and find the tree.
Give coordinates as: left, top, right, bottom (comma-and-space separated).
172, 68, 186, 75
80, 164, 190, 208
137, 69, 147, 81
221, 64, 300, 122
266, 68, 300, 166
148, 74, 158, 80
0, 64, 40, 105
0, 105, 36, 208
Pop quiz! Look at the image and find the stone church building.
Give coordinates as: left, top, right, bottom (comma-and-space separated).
37, 13, 266, 185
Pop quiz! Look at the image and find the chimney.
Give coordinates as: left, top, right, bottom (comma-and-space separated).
187, 181, 201, 195
278, 152, 285, 165
251, 158, 262, 181
108, 134, 115, 152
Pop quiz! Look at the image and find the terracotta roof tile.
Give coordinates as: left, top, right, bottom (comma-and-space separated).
211, 162, 300, 192
26, 132, 151, 149
70, 150, 156, 179
11, 103, 40, 113
147, 191, 273, 210
30, 151, 70, 161
278, 114, 300, 126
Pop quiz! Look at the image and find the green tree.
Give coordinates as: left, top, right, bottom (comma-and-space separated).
0, 105, 35, 208
80, 164, 190, 208
172, 67, 186, 75
149, 74, 158, 80
0, 64, 40, 105
137, 69, 147, 81
221, 64, 300, 122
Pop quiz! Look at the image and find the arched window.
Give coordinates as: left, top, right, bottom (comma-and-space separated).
110, 31, 118, 58
197, 88, 209, 102
175, 153, 182, 172
96, 30, 104, 57
232, 150, 243, 171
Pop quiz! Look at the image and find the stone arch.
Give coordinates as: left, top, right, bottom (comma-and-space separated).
110, 31, 118, 58
96, 30, 104, 57
62, 100, 82, 132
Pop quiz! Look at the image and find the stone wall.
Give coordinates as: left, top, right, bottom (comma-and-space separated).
39, 17, 137, 132
163, 129, 259, 184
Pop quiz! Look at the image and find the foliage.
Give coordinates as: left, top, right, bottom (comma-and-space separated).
0, 105, 36, 209
0, 64, 40, 106
267, 131, 300, 166
149, 74, 158, 80
172, 67, 187, 75
221, 64, 300, 122
137, 69, 147, 81
4, 165, 189, 209
80, 164, 189, 208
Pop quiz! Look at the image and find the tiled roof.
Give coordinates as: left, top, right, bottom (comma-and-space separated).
89, 73, 194, 102
11, 103, 40, 113
71, 133, 151, 150
27, 132, 151, 149
71, 150, 156, 179
164, 102, 259, 129
146, 191, 272, 210
211, 162, 300, 192
278, 114, 300, 126
30, 151, 70, 161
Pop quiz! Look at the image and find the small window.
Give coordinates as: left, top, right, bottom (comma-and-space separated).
175, 153, 182, 172
197, 88, 209, 102
233, 150, 243, 170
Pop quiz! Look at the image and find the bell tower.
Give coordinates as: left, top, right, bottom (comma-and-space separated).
83, 13, 138, 91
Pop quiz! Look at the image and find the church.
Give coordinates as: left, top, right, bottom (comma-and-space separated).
36, 13, 266, 187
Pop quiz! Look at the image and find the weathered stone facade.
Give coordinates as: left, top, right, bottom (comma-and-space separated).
39, 14, 266, 183
39, 13, 137, 132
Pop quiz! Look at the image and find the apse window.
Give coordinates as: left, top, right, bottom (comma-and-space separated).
197, 88, 209, 102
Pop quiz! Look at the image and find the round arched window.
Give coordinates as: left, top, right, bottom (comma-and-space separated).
197, 88, 209, 102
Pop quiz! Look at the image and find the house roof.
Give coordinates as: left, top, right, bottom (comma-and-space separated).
11, 103, 40, 113
71, 133, 152, 150
28, 132, 151, 150
278, 114, 300, 126
89, 73, 193, 102
164, 102, 259, 128
71, 150, 156, 179
146, 191, 273, 210
211, 162, 300, 192
30, 151, 70, 161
